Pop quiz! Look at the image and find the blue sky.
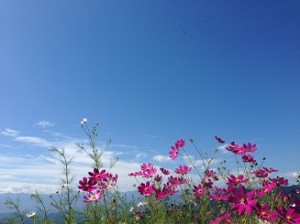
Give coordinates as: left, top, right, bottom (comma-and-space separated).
0, 1, 299, 194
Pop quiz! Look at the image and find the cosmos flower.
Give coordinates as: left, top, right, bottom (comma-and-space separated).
80, 118, 88, 126
138, 181, 155, 197
175, 139, 185, 148
215, 136, 225, 144
175, 165, 192, 175
160, 167, 170, 175
141, 163, 157, 178
26, 211, 36, 218
78, 177, 97, 192
277, 206, 300, 223
169, 145, 179, 160
227, 175, 249, 186
88, 168, 107, 182
193, 184, 206, 197
229, 186, 257, 216
83, 191, 102, 203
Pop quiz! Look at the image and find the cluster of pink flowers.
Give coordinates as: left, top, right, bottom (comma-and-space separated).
129, 161, 192, 199
78, 136, 300, 223
78, 168, 118, 203
131, 137, 300, 223
209, 137, 300, 223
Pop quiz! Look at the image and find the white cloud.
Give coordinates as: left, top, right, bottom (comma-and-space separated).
0, 140, 142, 194
35, 120, 55, 129
216, 144, 230, 154
15, 136, 52, 148
1, 128, 19, 137
182, 154, 221, 170
0, 181, 59, 194
135, 152, 147, 159
152, 155, 170, 163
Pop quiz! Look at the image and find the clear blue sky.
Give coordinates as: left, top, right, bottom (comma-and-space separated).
0, 1, 299, 193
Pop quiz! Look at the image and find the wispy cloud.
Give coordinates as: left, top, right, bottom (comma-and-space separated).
0, 130, 143, 193
15, 136, 52, 148
152, 155, 170, 163
35, 120, 55, 129
135, 152, 148, 159
1, 128, 19, 137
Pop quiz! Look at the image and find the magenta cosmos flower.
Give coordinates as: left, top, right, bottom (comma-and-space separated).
210, 212, 232, 224
175, 165, 192, 175
193, 184, 206, 197
226, 142, 247, 155
242, 154, 256, 163
141, 163, 157, 178
106, 173, 118, 188
255, 204, 279, 222
78, 177, 97, 192
88, 168, 107, 182
243, 142, 257, 153
277, 206, 300, 223
169, 145, 179, 160
214, 136, 225, 144
227, 174, 249, 186
83, 190, 102, 203
138, 181, 155, 197
128, 171, 143, 177
229, 186, 257, 216
160, 167, 170, 175
175, 139, 185, 147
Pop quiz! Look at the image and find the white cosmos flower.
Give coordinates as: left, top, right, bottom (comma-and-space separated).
80, 118, 88, 126
26, 211, 36, 218
137, 201, 147, 207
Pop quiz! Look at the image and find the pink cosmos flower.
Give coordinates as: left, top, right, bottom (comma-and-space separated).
210, 213, 232, 224
175, 165, 192, 175
88, 168, 107, 182
205, 170, 218, 180
256, 181, 276, 197
106, 173, 118, 188
138, 181, 155, 197
252, 167, 278, 178
277, 206, 300, 223
211, 188, 230, 201
141, 163, 157, 178
202, 177, 214, 189
226, 142, 247, 155
154, 174, 162, 182
193, 184, 206, 197
155, 185, 178, 200
229, 186, 257, 216
215, 136, 225, 144
83, 191, 102, 203
227, 175, 249, 186
270, 176, 288, 187
242, 154, 256, 163
78, 177, 97, 192
255, 204, 279, 222
167, 176, 186, 188
155, 189, 169, 199
160, 167, 170, 175
169, 145, 179, 160
175, 139, 185, 148
128, 171, 143, 177
278, 192, 292, 203
243, 142, 257, 153
161, 184, 179, 198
